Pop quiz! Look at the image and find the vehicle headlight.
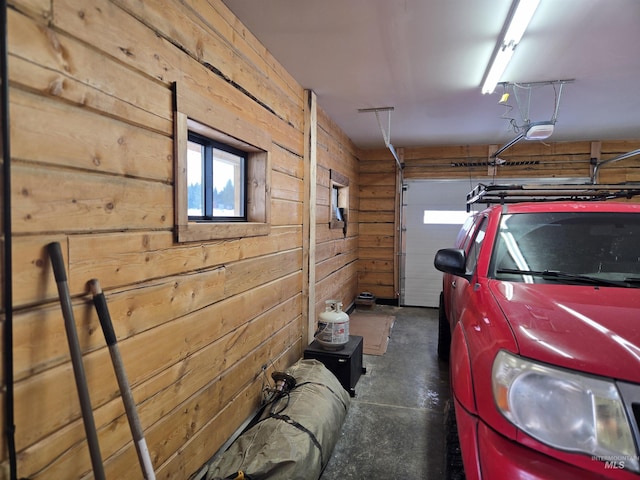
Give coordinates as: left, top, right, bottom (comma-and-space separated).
492, 350, 638, 472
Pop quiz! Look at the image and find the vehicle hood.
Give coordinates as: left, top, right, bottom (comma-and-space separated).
489, 280, 640, 382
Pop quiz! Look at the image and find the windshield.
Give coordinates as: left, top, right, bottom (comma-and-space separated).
489, 211, 640, 286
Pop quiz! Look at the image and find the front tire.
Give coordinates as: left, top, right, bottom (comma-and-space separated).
438, 292, 451, 361
444, 399, 465, 480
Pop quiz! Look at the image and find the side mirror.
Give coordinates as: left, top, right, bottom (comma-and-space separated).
434, 248, 467, 277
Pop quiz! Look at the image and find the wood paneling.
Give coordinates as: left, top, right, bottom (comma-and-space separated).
312, 105, 360, 323
357, 150, 399, 301
5, 0, 639, 477
10, 8, 173, 135
2, 0, 340, 478
356, 140, 640, 302
11, 90, 173, 181
13, 164, 173, 234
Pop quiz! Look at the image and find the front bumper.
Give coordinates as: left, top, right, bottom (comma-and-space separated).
454, 399, 639, 479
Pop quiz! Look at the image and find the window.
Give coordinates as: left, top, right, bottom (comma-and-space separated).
174, 82, 271, 242
187, 132, 246, 221
491, 212, 640, 283
423, 210, 472, 225
331, 185, 343, 222
465, 216, 487, 274
329, 169, 349, 234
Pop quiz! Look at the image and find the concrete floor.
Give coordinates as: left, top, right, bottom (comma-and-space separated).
320, 305, 451, 480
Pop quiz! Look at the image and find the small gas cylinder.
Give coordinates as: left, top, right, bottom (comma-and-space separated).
316, 300, 350, 350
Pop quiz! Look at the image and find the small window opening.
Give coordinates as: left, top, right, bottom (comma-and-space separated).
174, 81, 271, 242
329, 169, 349, 234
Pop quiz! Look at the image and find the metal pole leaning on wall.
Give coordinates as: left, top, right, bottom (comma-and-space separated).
47, 242, 106, 480
89, 279, 156, 480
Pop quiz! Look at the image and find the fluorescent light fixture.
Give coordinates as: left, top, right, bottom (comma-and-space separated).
481, 0, 541, 94
482, 47, 514, 95
504, 0, 541, 44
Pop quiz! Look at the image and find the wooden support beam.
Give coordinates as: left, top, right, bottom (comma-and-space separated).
394, 148, 404, 301
590, 141, 601, 182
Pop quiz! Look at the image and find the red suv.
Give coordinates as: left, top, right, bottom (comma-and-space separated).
435, 185, 640, 479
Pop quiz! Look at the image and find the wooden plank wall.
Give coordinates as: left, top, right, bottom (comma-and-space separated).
358, 140, 640, 301
3, 0, 638, 477
2, 1, 359, 479
314, 107, 360, 320
402, 140, 640, 182
358, 148, 399, 300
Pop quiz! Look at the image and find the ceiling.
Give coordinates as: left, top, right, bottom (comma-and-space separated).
222, 0, 640, 150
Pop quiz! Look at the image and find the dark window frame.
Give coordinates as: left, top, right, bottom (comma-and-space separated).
187, 131, 248, 222
329, 169, 349, 233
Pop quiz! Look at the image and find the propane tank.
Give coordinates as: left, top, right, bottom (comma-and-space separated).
316, 300, 349, 350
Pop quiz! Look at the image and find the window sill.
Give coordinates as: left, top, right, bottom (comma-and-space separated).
177, 222, 271, 242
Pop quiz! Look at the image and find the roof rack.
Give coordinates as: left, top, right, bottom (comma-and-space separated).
466, 183, 640, 212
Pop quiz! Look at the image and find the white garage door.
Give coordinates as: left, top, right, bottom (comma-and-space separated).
401, 177, 589, 307
401, 180, 473, 307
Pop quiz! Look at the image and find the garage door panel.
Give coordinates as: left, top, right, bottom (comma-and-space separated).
402, 180, 471, 307
401, 177, 586, 307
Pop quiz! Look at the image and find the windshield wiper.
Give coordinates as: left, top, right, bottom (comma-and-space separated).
496, 268, 631, 288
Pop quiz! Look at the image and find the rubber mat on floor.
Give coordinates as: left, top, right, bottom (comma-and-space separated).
348, 312, 395, 355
